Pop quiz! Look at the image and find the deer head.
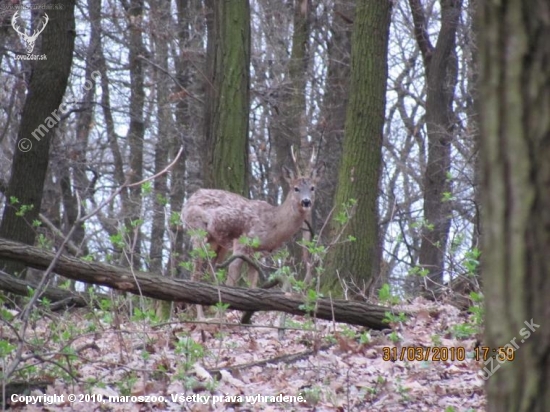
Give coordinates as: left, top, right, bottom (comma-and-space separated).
282, 163, 324, 213
11, 11, 49, 54
282, 145, 325, 212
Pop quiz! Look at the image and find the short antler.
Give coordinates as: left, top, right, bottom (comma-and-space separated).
309, 144, 318, 167
290, 145, 302, 175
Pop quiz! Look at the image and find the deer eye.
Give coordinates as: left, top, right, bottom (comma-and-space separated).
294, 187, 299, 192
310, 186, 315, 191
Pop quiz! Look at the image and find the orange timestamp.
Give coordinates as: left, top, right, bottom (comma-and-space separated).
382, 346, 467, 362
473, 346, 515, 362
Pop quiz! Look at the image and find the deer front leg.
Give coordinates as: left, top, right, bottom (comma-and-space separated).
247, 264, 259, 288
227, 255, 244, 287
227, 257, 258, 287
227, 240, 249, 286
212, 246, 229, 276
227, 241, 260, 288
189, 238, 206, 319
190, 238, 204, 283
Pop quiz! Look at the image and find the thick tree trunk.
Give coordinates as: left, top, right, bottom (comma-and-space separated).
323, 0, 392, 295
479, 1, 550, 411
0, 1, 76, 277
0, 239, 390, 329
203, 0, 250, 195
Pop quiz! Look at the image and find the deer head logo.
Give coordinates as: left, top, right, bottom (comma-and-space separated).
11, 11, 49, 54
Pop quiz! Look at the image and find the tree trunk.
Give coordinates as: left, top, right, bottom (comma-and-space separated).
55, 0, 102, 260
270, 0, 310, 189
315, 0, 353, 241
270, 0, 312, 274
323, 0, 392, 295
149, 0, 171, 274
409, 0, 461, 290
175, 0, 203, 197
124, 0, 146, 268
479, 0, 550, 410
0, 1, 76, 277
204, 0, 250, 195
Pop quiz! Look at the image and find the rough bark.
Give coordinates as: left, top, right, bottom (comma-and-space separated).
174, 0, 203, 197
0, 1, 76, 276
323, 0, 392, 295
274, 0, 312, 274
271, 0, 310, 181
203, 0, 250, 195
479, 0, 550, 410
0, 238, 390, 330
123, 0, 146, 267
315, 0, 353, 239
149, 0, 171, 274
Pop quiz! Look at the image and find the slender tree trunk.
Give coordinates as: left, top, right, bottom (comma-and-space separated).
95, 41, 129, 258
124, 0, 146, 268
269, 0, 311, 273
0, 1, 76, 277
56, 0, 102, 260
408, 0, 461, 290
323, 0, 392, 295
175, 0, 203, 197
479, 0, 550, 410
149, 0, 171, 274
269, 0, 309, 194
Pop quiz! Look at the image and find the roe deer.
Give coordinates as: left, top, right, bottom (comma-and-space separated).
182, 161, 324, 291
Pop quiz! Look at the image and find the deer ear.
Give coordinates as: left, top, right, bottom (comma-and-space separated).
282, 165, 296, 182
311, 162, 325, 181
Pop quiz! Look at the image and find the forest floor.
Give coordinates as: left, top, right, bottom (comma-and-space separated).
5, 297, 486, 411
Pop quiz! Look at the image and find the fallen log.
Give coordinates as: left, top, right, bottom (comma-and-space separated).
0, 238, 391, 329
